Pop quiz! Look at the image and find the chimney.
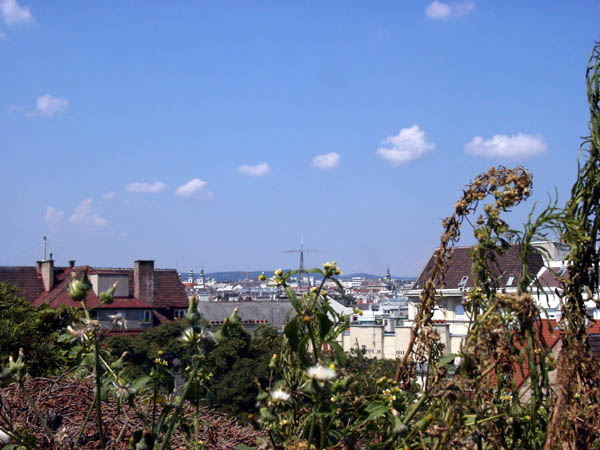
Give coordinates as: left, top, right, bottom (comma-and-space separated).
39, 259, 55, 291
69, 260, 76, 269
36, 261, 42, 274
134, 260, 155, 304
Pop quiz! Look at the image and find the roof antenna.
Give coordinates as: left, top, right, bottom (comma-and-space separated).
43, 236, 47, 261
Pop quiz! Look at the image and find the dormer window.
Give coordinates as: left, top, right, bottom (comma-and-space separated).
458, 276, 468, 289
506, 276, 514, 286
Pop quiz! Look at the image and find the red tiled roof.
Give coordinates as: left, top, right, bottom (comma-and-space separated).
413, 245, 544, 291
0, 266, 45, 300
152, 270, 189, 308
2, 265, 187, 311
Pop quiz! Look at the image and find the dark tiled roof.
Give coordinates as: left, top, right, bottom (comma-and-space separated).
0, 266, 45, 299
198, 301, 294, 328
590, 333, 600, 360
535, 267, 570, 289
413, 245, 544, 291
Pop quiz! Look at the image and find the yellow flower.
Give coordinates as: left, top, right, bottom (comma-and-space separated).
275, 268, 283, 276
323, 262, 331, 269
157, 350, 163, 356
258, 273, 266, 281
329, 363, 335, 370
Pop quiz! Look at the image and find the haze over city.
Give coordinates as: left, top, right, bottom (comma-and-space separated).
1, 1, 598, 275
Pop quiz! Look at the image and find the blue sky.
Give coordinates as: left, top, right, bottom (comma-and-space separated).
1, 1, 599, 276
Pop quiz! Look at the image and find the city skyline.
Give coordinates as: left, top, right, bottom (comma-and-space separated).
1, 1, 598, 275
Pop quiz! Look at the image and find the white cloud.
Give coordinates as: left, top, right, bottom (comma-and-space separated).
237, 162, 271, 177
175, 178, 213, 199
312, 152, 341, 170
425, 1, 474, 19
69, 198, 107, 227
44, 206, 64, 226
0, 0, 33, 25
464, 133, 548, 158
102, 191, 116, 200
377, 125, 435, 166
28, 94, 69, 117
125, 181, 166, 193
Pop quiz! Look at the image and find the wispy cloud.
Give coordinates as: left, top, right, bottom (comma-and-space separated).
44, 206, 64, 226
0, 0, 33, 25
102, 191, 116, 200
425, 1, 475, 19
312, 152, 341, 170
69, 198, 107, 227
377, 125, 435, 166
465, 133, 548, 158
237, 162, 271, 177
175, 178, 213, 199
125, 181, 166, 193
27, 94, 69, 118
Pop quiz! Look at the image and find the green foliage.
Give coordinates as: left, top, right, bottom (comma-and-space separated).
0, 282, 78, 380
205, 324, 282, 419
106, 320, 187, 378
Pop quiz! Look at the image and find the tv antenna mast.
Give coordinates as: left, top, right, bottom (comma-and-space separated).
283, 234, 318, 284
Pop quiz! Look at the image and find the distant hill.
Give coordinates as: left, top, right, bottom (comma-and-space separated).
180, 270, 415, 283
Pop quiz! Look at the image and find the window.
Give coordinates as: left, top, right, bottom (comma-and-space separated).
141, 310, 152, 322
458, 276, 469, 289
174, 309, 186, 319
506, 276, 515, 287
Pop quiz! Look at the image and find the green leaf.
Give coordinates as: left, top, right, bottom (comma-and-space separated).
260, 406, 276, 422
317, 312, 332, 340
285, 286, 301, 312
393, 416, 408, 434
284, 316, 300, 352
464, 414, 477, 426
438, 353, 458, 368
131, 375, 151, 393
298, 334, 311, 362
234, 445, 255, 450
329, 341, 348, 366
365, 401, 388, 421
